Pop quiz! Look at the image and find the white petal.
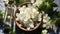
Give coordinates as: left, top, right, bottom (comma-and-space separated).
36, 12, 39, 14
32, 15, 35, 18
29, 24, 34, 28
43, 19, 47, 23
7, 16, 10, 19
38, 18, 42, 21
42, 30, 47, 34
22, 5, 26, 8
33, 8, 37, 12
45, 14, 48, 17
27, 27, 30, 30
20, 11, 24, 14
16, 18, 19, 21
43, 24, 46, 28
31, 0, 34, 3
16, 13, 19, 16
24, 19, 28, 22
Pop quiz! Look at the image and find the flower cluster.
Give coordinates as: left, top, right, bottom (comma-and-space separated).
16, 5, 39, 21
42, 12, 51, 29
16, 0, 50, 30
16, 3, 51, 30
42, 29, 47, 34
16, 5, 42, 29
42, 11, 51, 34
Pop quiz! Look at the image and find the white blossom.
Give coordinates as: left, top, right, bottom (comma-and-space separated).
38, 18, 42, 21
42, 30, 47, 34
29, 20, 34, 28
16, 4, 51, 29
31, 0, 35, 3
43, 24, 46, 28
27, 27, 30, 30
38, 13, 42, 21
4, 0, 8, 4
43, 13, 50, 23
29, 23, 34, 28
16, 18, 19, 21
7, 16, 11, 19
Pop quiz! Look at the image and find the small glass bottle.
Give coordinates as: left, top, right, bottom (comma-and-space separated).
4, 0, 14, 28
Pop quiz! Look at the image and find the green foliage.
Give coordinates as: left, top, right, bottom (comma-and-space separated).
0, 10, 3, 19
45, 0, 54, 3
15, 0, 26, 5
38, 0, 58, 16
50, 18, 60, 26
50, 19, 57, 25
8, 28, 16, 34
38, 2, 47, 11
57, 12, 60, 18
50, 3, 58, 7
55, 19, 60, 25
12, 31, 16, 34
38, 2, 53, 16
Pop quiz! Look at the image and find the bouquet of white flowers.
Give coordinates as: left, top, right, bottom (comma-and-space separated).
14, 2, 41, 31
14, 2, 51, 31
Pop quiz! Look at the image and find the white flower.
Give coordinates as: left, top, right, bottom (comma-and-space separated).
29, 20, 34, 28
32, 7, 37, 12
25, 7, 31, 13
4, 0, 8, 4
43, 14, 48, 19
43, 19, 47, 23
27, 27, 30, 30
43, 24, 46, 28
22, 5, 26, 8
29, 24, 34, 28
16, 13, 21, 20
16, 18, 19, 21
38, 13, 42, 21
20, 11, 24, 14
7, 16, 11, 19
31, 0, 35, 3
38, 18, 42, 21
42, 30, 47, 34
16, 5, 51, 29
24, 18, 28, 22
31, 15, 35, 18
43, 13, 50, 23
19, 7, 26, 14
43, 20, 51, 29
47, 17, 50, 20
16, 13, 19, 17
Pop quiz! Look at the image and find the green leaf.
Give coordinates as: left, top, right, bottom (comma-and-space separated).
12, 32, 16, 34
50, 3, 58, 7
55, 18, 60, 27
57, 12, 60, 18
15, 0, 26, 5
38, 3, 47, 11
50, 19, 57, 25
0, 10, 3, 19
46, 0, 54, 3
